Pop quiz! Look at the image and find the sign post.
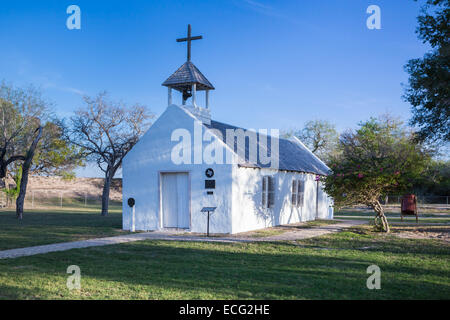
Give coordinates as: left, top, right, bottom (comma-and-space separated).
128, 198, 136, 232
201, 207, 217, 237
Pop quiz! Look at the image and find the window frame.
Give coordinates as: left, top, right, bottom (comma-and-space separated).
297, 179, 305, 207
291, 180, 298, 206
262, 176, 275, 208
292, 179, 305, 207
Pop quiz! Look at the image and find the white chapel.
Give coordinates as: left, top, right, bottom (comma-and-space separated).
122, 25, 333, 234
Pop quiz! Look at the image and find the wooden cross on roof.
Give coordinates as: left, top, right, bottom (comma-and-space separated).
176, 24, 202, 62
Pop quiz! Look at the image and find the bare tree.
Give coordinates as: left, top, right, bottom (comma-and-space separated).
65, 92, 153, 216
284, 120, 339, 163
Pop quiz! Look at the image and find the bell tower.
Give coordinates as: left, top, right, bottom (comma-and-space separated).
162, 24, 215, 124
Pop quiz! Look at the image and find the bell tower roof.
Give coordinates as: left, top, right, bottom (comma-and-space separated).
162, 61, 214, 92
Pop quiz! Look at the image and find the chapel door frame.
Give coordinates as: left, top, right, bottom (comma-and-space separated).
158, 170, 192, 230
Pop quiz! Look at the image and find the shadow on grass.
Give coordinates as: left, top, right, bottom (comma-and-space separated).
0, 210, 122, 227
298, 228, 450, 257
0, 210, 126, 250
0, 239, 448, 299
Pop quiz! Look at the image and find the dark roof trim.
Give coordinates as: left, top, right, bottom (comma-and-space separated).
237, 163, 326, 176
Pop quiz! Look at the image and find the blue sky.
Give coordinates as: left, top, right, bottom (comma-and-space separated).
0, 0, 429, 177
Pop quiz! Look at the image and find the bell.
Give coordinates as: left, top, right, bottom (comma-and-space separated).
182, 88, 192, 102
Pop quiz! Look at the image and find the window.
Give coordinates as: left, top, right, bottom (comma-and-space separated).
262, 176, 275, 208
292, 179, 305, 207
297, 180, 305, 207
291, 180, 298, 206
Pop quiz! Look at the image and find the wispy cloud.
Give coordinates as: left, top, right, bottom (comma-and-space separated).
58, 86, 86, 96
235, 0, 316, 28
238, 0, 299, 25
243, 0, 272, 11
36, 77, 86, 96
16, 64, 86, 97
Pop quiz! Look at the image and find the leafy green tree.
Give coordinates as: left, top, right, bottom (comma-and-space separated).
403, 0, 449, 142
0, 85, 46, 183
0, 82, 84, 219
323, 115, 432, 232
32, 121, 84, 176
2, 166, 21, 207
0, 83, 46, 218
411, 159, 450, 195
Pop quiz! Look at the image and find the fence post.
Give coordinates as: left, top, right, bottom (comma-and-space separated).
32, 191, 34, 208
85, 192, 87, 207
60, 192, 63, 208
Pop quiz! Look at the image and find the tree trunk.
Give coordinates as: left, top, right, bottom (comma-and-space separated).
16, 127, 43, 220
16, 168, 28, 220
101, 169, 113, 216
371, 200, 390, 233
0, 177, 5, 207
0, 163, 7, 181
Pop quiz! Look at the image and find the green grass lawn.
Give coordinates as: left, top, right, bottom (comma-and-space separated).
0, 225, 448, 299
0, 208, 127, 251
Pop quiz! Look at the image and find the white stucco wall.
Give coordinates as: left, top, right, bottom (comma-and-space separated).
122, 105, 233, 234
317, 181, 334, 219
231, 167, 333, 234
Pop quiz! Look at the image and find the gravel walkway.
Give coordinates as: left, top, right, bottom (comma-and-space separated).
0, 220, 365, 260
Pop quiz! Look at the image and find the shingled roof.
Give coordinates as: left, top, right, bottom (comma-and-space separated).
162, 61, 215, 92
204, 120, 330, 176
